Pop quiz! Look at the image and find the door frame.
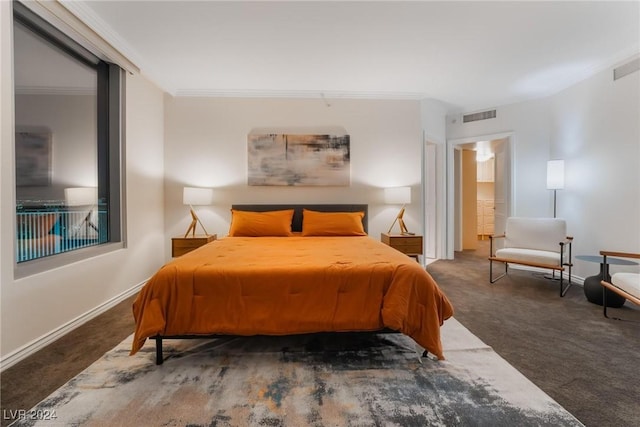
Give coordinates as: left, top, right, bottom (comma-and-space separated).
422, 136, 439, 260
446, 131, 515, 259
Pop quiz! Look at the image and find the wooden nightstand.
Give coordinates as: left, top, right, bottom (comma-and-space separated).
381, 233, 423, 260
171, 234, 216, 257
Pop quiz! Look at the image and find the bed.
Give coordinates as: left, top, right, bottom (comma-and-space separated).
131, 204, 453, 364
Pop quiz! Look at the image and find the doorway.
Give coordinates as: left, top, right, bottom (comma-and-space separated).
446, 132, 514, 258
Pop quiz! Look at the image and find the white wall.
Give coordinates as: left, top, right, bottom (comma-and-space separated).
0, 0, 166, 362
447, 98, 552, 218
421, 98, 448, 144
446, 57, 640, 279
549, 58, 640, 268
163, 97, 423, 258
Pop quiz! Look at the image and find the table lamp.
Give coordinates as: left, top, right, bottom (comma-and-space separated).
384, 186, 412, 235
546, 160, 564, 218
65, 187, 98, 235
183, 187, 213, 237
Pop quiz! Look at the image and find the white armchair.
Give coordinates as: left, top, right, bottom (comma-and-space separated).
600, 251, 640, 320
489, 217, 573, 297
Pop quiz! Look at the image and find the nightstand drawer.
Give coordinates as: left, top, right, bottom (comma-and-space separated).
171, 235, 216, 257
392, 243, 423, 254
381, 233, 423, 255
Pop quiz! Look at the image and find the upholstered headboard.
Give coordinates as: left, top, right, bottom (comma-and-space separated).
231, 204, 368, 233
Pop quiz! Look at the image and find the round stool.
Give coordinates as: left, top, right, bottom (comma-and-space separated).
577, 255, 636, 308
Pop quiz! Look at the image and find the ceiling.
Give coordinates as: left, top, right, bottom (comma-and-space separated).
64, 1, 639, 112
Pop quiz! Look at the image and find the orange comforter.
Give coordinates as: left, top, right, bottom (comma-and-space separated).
131, 236, 453, 359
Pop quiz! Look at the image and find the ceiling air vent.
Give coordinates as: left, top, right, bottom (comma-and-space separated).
463, 109, 496, 123
614, 58, 640, 81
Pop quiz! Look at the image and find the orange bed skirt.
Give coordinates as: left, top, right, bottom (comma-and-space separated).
132, 236, 453, 359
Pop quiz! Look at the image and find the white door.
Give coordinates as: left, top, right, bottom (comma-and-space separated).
492, 138, 511, 240
423, 141, 437, 259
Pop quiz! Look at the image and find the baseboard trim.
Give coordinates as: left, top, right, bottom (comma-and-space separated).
0, 280, 147, 373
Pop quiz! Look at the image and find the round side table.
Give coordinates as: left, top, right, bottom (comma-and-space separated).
576, 255, 638, 307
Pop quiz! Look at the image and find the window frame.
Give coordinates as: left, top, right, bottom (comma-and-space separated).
13, 1, 126, 279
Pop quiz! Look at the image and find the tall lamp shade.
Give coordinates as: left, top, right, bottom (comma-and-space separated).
183, 187, 213, 237
384, 186, 412, 234
546, 160, 565, 190
546, 160, 564, 218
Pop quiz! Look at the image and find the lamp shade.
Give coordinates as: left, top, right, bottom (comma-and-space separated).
384, 186, 411, 204
183, 187, 213, 206
546, 160, 565, 190
65, 187, 97, 206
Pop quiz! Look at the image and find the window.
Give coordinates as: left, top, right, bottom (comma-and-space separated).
13, 2, 124, 275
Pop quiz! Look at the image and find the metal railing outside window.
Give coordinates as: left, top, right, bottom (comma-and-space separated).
16, 205, 108, 263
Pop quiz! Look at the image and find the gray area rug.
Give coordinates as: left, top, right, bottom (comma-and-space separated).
11, 319, 582, 426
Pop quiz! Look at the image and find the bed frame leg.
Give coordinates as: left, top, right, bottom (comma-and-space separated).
155, 337, 164, 365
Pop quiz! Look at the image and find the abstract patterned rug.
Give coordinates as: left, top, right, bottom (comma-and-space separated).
12, 319, 582, 426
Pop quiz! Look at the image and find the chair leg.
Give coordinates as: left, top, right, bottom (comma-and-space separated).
559, 270, 563, 296
489, 259, 507, 283
602, 286, 638, 322
559, 273, 572, 297
558, 245, 573, 297
559, 268, 573, 297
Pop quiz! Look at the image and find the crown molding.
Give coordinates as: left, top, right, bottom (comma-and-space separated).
172, 88, 428, 101
57, 0, 141, 73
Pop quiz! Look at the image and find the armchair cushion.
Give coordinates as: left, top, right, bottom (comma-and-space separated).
611, 273, 640, 299
495, 248, 562, 267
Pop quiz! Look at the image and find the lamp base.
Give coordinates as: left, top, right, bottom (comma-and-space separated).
184, 207, 209, 238
387, 205, 410, 235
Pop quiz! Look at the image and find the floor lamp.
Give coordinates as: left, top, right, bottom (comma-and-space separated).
546, 160, 564, 218
385, 186, 412, 235
183, 187, 213, 237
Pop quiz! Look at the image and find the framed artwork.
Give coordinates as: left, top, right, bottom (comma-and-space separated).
248, 133, 350, 186
15, 128, 52, 187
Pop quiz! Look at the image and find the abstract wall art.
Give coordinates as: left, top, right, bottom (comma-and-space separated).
15, 128, 52, 187
248, 133, 350, 186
